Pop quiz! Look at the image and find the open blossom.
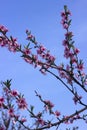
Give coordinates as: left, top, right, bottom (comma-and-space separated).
48, 55, 55, 63
62, 39, 68, 46
0, 25, 8, 34
0, 37, 8, 47
71, 56, 77, 64
61, 10, 71, 18
36, 118, 46, 126
64, 46, 73, 58
45, 53, 55, 64
0, 35, 20, 52
59, 70, 66, 78
17, 97, 27, 109
61, 8, 71, 29
77, 63, 84, 71
61, 11, 66, 18
37, 45, 46, 54
0, 97, 4, 103
54, 110, 61, 117
23, 48, 31, 55
74, 48, 80, 54
63, 23, 69, 29
64, 47, 70, 58
61, 19, 69, 29
10, 90, 19, 97
8, 41, 19, 52
0, 5, 86, 129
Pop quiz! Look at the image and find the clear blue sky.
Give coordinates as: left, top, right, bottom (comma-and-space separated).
0, 0, 87, 129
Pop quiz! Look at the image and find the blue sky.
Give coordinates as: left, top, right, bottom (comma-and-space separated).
0, 0, 87, 129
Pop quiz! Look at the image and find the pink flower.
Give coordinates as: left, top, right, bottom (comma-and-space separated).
54, 110, 61, 117
0, 25, 8, 34
77, 63, 84, 71
49, 55, 55, 63
62, 40, 68, 46
0, 37, 8, 47
41, 54, 46, 59
74, 48, 80, 54
45, 53, 55, 63
61, 19, 69, 29
63, 23, 69, 29
11, 90, 19, 96
8, 41, 19, 52
71, 57, 77, 64
45, 53, 50, 60
61, 11, 66, 17
0, 35, 19, 52
37, 45, 46, 54
21, 118, 27, 123
17, 97, 27, 109
8, 108, 15, 117
0, 97, 4, 108
23, 48, 31, 55
59, 70, 66, 78
36, 118, 45, 126
0, 97, 4, 103
64, 46, 70, 58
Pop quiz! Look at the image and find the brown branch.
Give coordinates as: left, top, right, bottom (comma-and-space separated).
30, 106, 87, 130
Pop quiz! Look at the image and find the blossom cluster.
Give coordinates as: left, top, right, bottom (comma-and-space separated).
64, 114, 81, 124
0, 26, 20, 52
58, 5, 87, 88
0, 80, 62, 129
0, 24, 55, 75
0, 80, 28, 129
0, 5, 87, 130
25, 30, 55, 73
